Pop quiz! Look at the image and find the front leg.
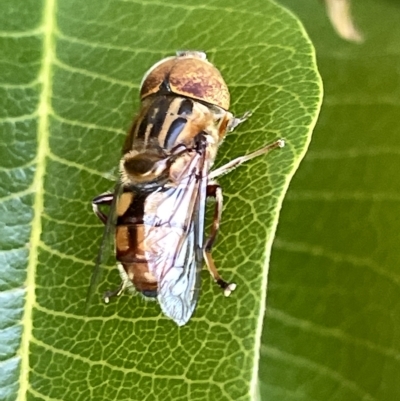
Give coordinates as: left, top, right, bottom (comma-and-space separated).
227, 110, 252, 132
92, 193, 129, 303
209, 139, 285, 179
103, 263, 133, 303
204, 183, 236, 297
92, 192, 114, 224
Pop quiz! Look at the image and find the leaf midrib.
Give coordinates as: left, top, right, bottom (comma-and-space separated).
17, 0, 56, 399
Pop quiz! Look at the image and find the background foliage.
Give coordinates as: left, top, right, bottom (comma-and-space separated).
261, 0, 400, 400
0, 0, 321, 400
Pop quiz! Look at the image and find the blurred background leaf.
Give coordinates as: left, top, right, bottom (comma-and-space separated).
260, 1, 400, 400
0, 0, 321, 400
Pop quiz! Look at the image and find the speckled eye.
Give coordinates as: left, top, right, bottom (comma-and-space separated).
140, 51, 230, 110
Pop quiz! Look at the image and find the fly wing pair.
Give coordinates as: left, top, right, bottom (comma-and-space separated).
143, 146, 208, 325
90, 141, 208, 326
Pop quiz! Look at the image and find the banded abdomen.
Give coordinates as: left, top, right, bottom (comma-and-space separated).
115, 191, 158, 297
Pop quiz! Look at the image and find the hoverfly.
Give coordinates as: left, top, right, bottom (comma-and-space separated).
92, 51, 284, 326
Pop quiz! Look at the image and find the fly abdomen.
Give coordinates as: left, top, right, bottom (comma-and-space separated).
115, 192, 159, 297
116, 223, 159, 297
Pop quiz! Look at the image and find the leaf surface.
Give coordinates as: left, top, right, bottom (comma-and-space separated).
0, 0, 321, 400
261, 1, 400, 400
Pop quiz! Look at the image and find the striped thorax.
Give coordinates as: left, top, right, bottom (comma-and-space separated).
120, 52, 235, 190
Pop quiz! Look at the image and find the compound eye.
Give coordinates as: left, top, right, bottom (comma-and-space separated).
140, 52, 230, 110
139, 56, 175, 94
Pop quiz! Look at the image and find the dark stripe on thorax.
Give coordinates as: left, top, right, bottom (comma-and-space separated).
148, 96, 174, 140
164, 118, 187, 149
134, 96, 173, 143
135, 114, 149, 140
134, 96, 197, 149
178, 98, 193, 116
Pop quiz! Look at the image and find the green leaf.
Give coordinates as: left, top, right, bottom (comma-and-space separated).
0, 0, 321, 400
260, 1, 400, 400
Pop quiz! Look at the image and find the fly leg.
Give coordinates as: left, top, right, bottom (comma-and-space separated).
103, 264, 132, 303
92, 192, 114, 224
103, 282, 125, 303
227, 111, 252, 131
209, 139, 285, 179
204, 183, 237, 297
92, 192, 127, 303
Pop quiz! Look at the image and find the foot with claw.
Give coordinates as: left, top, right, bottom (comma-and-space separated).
223, 283, 237, 297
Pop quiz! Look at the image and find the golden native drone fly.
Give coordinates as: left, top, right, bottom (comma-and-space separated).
92, 51, 284, 326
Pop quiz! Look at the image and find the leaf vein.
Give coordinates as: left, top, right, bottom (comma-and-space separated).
54, 58, 139, 88
268, 307, 400, 362
51, 112, 125, 135
47, 151, 113, 179
261, 345, 376, 401
274, 238, 400, 287
38, 241, 93, 267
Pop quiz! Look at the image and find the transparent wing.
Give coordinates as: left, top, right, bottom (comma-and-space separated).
143, 149, 208, 325
86, 182, 123, 309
